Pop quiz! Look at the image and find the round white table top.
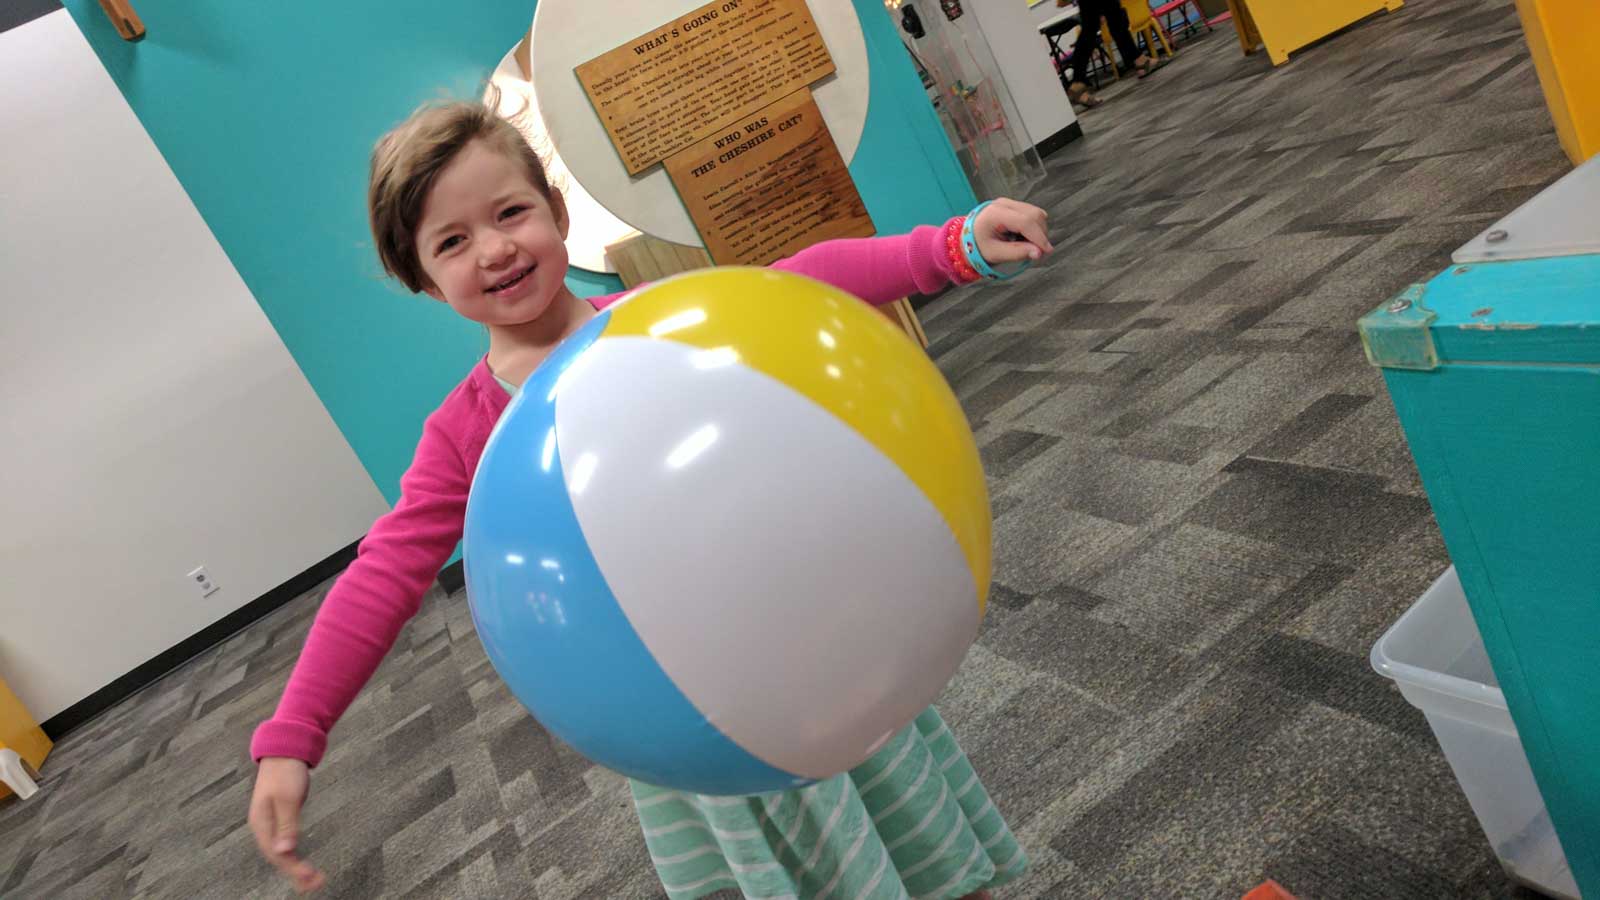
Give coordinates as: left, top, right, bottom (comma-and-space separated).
530, 0, 870, 247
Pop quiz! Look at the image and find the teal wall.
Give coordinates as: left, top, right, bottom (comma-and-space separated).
66, 1, 974, 505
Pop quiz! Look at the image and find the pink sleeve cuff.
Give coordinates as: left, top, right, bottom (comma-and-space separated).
251, 717, 329, 768
910, 218, 965, 296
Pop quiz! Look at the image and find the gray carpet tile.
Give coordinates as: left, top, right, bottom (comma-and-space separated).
1, 1, 1573, 897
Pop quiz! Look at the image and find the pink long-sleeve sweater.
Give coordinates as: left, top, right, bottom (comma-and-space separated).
250, 223, 965, 766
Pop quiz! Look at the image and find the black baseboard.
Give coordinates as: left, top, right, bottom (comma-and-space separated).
1036, 122, 1084, 160
40, 539, 362, 741
439, 559, 465, 595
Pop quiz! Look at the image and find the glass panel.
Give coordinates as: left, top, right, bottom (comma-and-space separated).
892, 0, 1047, 201
1453, 154, 1600, 264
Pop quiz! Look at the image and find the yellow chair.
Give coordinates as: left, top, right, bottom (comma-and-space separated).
1103, 0, 1176, 65
0, 676, 51, 801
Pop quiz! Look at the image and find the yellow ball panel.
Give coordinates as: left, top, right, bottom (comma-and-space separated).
602, 268, 992, 611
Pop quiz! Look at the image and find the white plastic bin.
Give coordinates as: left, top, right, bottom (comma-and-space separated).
1371, 566, 1581, 900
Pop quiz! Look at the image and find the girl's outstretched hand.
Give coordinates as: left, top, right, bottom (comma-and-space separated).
249, 757, 325, 893
972, 198, 1053, 267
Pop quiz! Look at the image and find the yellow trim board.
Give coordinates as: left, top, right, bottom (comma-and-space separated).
1230, 0, 1401, 65
0, 677, 51, 800
1514, 0, 1600, 164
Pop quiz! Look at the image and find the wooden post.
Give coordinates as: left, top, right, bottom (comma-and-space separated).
878, 298, 930, 348
604, 234, 714, 288
96, 0, 145, 41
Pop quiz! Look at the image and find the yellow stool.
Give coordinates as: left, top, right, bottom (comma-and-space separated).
0, 677, 51, 800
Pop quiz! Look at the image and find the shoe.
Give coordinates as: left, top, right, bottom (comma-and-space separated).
1136, 55, 1168, 78
1067, 84, 1104, 108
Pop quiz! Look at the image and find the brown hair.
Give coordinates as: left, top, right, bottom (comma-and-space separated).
368, 100, 554, 293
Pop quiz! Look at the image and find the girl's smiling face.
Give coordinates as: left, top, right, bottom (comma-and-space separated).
415, 139, 571, 327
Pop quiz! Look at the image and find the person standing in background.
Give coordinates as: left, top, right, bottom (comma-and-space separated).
1063, 0, 1165, 108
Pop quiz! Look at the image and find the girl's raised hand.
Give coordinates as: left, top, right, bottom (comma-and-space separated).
972, 198, 1053, 267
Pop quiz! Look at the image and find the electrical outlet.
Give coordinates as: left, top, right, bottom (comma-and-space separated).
187, 566, 220, 598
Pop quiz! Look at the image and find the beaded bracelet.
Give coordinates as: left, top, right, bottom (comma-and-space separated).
961, 200, 1033, 281
945, 217, 982, 284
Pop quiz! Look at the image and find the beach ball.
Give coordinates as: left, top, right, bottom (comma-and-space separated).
463, 268, 990, 795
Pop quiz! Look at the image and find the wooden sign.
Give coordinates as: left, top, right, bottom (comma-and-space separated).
663, 88, 874, 267
574, 0, 835, 175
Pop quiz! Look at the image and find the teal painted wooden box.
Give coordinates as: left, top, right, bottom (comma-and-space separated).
1360, 158, 1600, 899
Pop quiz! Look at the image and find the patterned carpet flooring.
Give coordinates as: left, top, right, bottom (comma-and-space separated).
0, 1, 1576, 897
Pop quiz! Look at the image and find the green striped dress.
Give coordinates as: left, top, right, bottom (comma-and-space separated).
631, 707, 1027, 899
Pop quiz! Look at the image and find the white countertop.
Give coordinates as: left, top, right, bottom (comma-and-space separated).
1037, 5, 1082, 32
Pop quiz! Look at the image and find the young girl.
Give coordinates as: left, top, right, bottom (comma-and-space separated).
248, 101, 1053, 898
